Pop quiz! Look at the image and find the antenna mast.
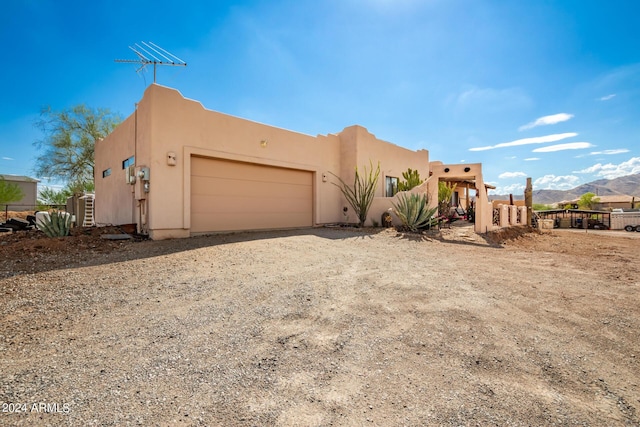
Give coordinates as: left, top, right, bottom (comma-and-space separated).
115, 41, 187, 83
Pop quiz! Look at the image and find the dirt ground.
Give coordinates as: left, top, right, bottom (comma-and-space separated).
1, 216, 639, 426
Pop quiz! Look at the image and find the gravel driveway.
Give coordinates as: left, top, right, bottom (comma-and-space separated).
1, 225, 639, 426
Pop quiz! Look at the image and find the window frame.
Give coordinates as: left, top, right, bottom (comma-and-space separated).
385, 176, 399, 197
122, 156, 135, 169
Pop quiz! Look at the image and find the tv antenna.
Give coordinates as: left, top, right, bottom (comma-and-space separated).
115, 41, 187, 83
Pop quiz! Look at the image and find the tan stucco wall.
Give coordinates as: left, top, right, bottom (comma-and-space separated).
97, 85, 342, 236
142, 85, 345, 238
336, 125, 430, 226
596, 201, 637, 210
94, 114, 136, 226
492, 199, 526, 208
96, 84, 484, 238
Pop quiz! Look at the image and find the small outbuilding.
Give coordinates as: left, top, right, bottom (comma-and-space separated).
0, 174, 39, 211
561, 195, 639, 211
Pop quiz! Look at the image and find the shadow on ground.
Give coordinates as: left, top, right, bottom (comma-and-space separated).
0, 222, 535, 279
0, 226, 389, 279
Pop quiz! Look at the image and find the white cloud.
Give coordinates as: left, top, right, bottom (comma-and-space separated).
532, 142, 594, 152
1, 157, 14, 161
524, 157, 540, 161
469, 132, 578, 151
534, 174, 581, 190
599, 94, 616, 101
573, 157, 640, 180
590, 149, 629, 155
498, 171, 527, 179
451, 86, 532, 111
574, 164, 602, 174
519, 113, 574, 131
489, 183, 526, 195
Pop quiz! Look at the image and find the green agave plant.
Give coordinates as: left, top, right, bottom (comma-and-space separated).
392, 192, 438, 232
40, 211, 72, 237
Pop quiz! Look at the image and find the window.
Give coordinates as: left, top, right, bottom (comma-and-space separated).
102, 168, 111, 178
122, 156, 135, 169
385, 176, 398, 197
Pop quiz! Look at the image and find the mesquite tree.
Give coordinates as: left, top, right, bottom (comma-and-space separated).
33, 105, 121, 189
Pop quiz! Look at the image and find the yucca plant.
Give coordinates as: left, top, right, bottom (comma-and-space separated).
392, 192, 438, 232
40, 210, 72, 237
330, 161, 380, 227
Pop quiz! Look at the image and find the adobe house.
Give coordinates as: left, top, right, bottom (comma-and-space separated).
0, 174, 38, 210
560, 195, 638, 211
584, 195, 638, 211
95, 84, 492, 239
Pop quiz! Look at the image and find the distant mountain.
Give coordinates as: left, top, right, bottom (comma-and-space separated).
489, 173, 640, 205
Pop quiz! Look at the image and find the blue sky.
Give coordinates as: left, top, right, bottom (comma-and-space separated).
1, 0, 639, 195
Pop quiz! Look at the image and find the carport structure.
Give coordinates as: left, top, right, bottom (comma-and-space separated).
535, 209, 611, 229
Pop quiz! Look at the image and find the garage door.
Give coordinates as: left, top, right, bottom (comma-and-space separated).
191, 156, 313, 233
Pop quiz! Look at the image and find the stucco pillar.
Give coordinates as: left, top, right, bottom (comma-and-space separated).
510, 205, 518, 226
474, 188, 491, 234
499, 204, 510, 227
524, 177, 533, 226
519, 206, 527, 225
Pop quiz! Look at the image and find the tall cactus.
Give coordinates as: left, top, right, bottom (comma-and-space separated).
330, 161, 380, 227
398, 168, 423, 191
40, 211, 72, 237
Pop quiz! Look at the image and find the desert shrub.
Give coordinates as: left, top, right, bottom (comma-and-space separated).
39, 210, 72, 237
392, 193, 438, 232
533, 203, 553, 211
438, 181, 457, 218
578, 192, 600, 210
0, 177, 24, 209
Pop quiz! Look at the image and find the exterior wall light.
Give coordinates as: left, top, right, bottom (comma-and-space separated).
444, 168, 450, 173
260, 139, 268, 147
167, 151, 177, 166
464, 167, 471, 172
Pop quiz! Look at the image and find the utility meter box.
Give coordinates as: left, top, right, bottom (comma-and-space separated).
134, 166, 150, 200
